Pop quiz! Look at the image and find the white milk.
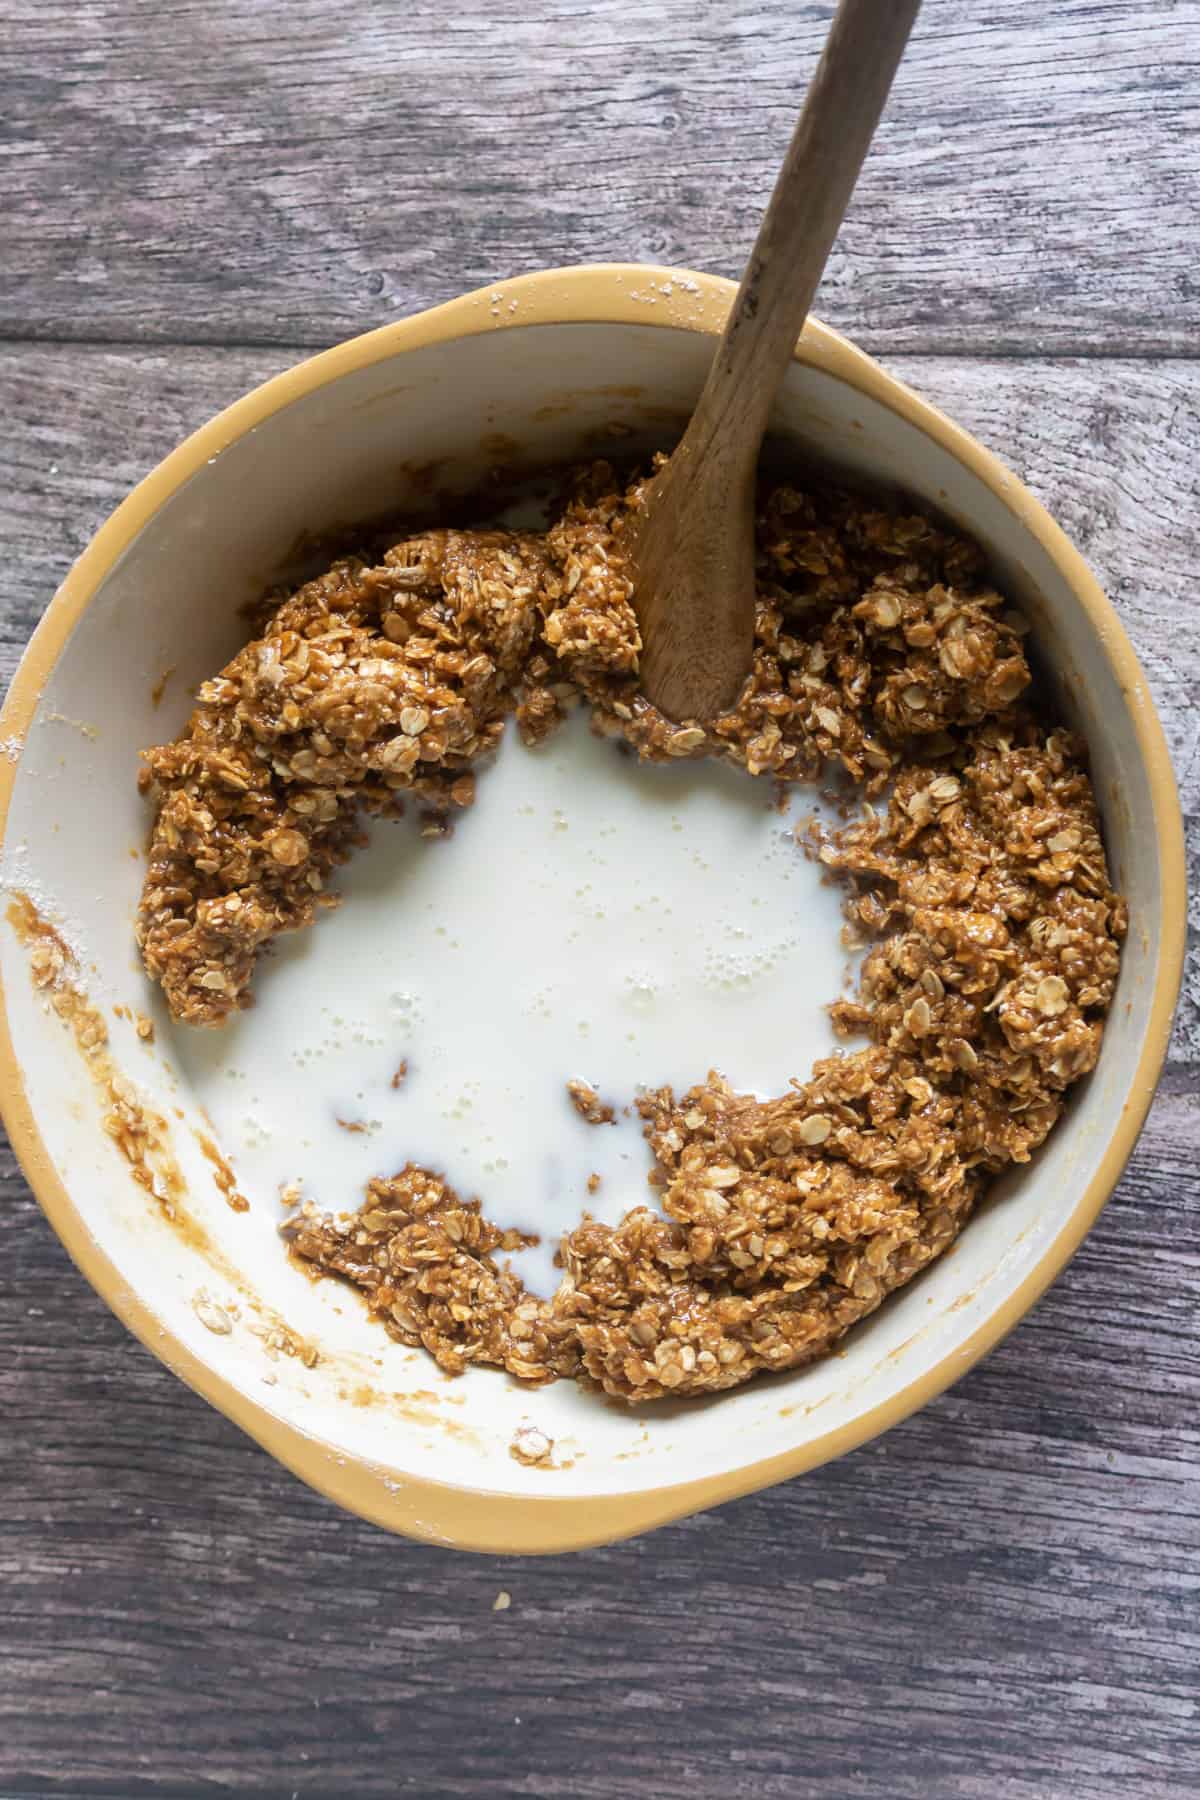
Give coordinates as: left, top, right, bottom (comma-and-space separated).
172, 707, 856, 1293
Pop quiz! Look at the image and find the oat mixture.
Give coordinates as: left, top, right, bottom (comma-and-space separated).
136, 461, 1125, 1402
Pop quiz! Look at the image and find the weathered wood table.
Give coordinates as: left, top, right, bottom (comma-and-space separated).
2, 3, 1198, 1794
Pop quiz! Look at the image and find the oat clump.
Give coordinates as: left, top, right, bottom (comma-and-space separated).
566, 1079, 617, 1125
138, 461, 1125, 1402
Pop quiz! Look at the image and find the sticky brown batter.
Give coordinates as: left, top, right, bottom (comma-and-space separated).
137, 461, 1125, 1401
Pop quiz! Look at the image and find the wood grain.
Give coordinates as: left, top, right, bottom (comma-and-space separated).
3, 2, 1199, 1793
2, 0, 1198, 355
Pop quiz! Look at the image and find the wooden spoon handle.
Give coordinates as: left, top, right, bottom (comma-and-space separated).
686, 0, 922, 463
631, 0, 921, 723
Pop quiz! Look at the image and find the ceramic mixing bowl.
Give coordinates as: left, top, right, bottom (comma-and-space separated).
0, 267, 1185, 1552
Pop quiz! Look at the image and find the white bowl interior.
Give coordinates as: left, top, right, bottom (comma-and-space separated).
0, 319, 1162, 1507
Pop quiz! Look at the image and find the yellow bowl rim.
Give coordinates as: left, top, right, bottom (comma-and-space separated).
0, 264, 1185, 1553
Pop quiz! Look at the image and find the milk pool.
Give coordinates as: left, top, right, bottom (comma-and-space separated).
172, 706, 856, 1294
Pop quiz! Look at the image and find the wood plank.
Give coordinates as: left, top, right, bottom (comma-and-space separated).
1, 1093, 1196, 1798
4, 342, 1196, 1071
2, 0, 1198, 355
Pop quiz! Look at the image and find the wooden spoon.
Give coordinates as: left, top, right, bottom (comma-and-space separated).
629, 0, 922, 722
